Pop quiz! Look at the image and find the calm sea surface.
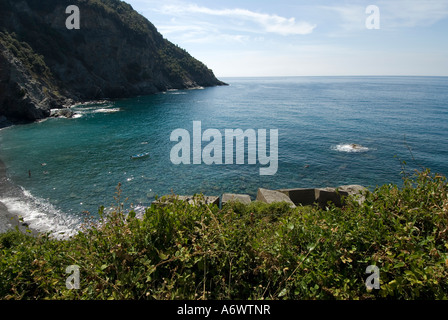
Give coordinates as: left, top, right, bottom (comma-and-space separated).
1, 76, 447, 235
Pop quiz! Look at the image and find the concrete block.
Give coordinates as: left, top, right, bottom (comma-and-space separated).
316, 187, 342, 207
256, 188, 296, 208
316, 185, 368, 207
278, 188, 317, 206
337, 185, 368, 205
221, 193, 252, 206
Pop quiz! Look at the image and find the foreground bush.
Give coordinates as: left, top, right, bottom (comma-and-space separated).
1, 169, 447, 300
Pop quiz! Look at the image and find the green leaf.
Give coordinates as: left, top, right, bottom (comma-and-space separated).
128, 211, 136, 219
278, 288, 288, 297
394, 262, 406, 269
404, 270, 415, 277
158, 252, 169, 260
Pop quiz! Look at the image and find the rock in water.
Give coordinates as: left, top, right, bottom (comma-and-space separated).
50, 108, 74, 118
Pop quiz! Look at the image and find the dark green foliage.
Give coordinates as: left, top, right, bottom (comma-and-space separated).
0, 31, 53, 81
158, 40, 214, 84
1, 169, 447, 300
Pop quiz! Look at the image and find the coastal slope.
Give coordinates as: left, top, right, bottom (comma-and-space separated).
0, 0, 226, 122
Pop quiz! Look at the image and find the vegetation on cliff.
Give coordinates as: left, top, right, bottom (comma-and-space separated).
1, 168, 447, 300
0, 32, 53, 83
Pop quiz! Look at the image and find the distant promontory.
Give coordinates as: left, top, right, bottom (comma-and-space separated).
0, 0, 227, 123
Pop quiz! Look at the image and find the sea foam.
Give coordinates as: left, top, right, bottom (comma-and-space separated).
1, 187, 81, 239
333, 144, 370, 153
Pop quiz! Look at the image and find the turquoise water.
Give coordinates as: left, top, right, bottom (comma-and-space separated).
1, 76, 448, 235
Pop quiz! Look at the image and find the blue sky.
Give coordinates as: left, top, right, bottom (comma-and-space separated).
125, 0, 448, 77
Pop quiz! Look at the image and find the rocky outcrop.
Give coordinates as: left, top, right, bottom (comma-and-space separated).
0, 0, 226, 123
50, 108, 74, 118
0, 32, 69, 121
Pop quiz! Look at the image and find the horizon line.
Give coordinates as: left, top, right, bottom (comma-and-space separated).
217, 75, 448, 78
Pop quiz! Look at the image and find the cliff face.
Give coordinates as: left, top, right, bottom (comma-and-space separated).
0, 0, 226, 122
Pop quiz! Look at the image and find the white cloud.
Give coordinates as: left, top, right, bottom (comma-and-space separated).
156, 22, 250, 44
128, 0, 448, 76
320, 5, 366, 31
321, 0, 448, 32
380, 0, 448, 27
157, 4, 316, 36
209, 47, 448, 77
158, 24, 207, 35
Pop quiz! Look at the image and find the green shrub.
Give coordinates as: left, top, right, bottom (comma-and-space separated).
0, 169, 447, 300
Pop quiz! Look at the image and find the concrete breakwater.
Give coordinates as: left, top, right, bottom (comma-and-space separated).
153, 185, 369, 209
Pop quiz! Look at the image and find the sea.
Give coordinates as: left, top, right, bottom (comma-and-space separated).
0, 76, 447, 237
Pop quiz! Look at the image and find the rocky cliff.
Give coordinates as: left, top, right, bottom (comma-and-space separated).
0, 0, 226, 122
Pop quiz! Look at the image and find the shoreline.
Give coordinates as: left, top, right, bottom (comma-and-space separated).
0, 116, 369, 239
0, 159, 39, 236
0, 147, 368, 239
